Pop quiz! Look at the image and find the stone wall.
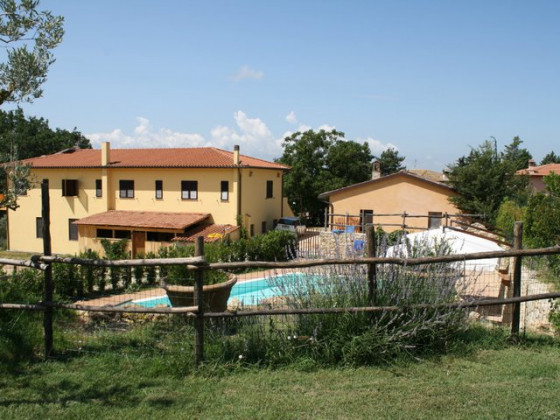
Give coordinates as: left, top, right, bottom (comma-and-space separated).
318, 231, 367, 259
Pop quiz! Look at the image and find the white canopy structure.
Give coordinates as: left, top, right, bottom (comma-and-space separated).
387, 227, 504, 272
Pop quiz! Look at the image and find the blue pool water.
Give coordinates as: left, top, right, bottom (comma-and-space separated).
127, 273, 308, 308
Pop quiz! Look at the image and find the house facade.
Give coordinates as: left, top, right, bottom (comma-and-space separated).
8, 143, 289, 256
516, 160, 560, 193
318, 170, 460, 232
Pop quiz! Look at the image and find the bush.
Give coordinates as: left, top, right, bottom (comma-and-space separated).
0, 268, 44, 364
496, 199, 524, 241
210, 233, 469, 366
523, 193, 560, 274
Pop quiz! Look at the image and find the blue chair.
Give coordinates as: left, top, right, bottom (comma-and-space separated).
353, 239, 364, 252
345, 225, 355, 234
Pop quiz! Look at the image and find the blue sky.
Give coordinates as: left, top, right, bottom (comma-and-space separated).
9, 0, 560, 170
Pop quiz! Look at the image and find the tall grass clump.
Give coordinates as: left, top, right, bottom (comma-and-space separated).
0, 268, 44, 365
211, 231, 472, 366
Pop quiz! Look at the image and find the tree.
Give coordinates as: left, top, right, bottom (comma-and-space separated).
502, 136, 532, 171
541, 151, 560, 165
0, 108, 90, 161
277, 129, 373, 225
444, 137, 530, 225
0, 0, 64, 106
376, 147, 406, 176
326, 139, 373, 187
0, 108, 91, 209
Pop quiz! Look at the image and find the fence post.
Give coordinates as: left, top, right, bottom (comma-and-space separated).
366, 225, 377, 305
194, 236, 205, 366
41, 179, 54, 358
511, 221, 523, 335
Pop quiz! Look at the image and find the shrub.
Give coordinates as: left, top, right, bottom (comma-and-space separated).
100, 238, 129, 291
211, 233, 469, 366
0, 268, 44, 364
523, 193, 560, 274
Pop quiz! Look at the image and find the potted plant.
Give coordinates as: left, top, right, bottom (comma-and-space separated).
159, 245, 237, 312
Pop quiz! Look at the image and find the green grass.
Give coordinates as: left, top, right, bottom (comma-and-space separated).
1, 333, 559, 419
0, 250, 36, 260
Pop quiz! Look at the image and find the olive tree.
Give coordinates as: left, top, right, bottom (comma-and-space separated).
0, 0, 64, 105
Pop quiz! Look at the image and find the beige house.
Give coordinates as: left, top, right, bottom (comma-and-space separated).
318, 169, 460, 232
8, 143, 289, 256
516, 160, 560, 193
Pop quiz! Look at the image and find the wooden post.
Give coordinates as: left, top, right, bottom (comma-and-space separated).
194, 236, 204, 366
511, 221, 523, 335
366, 225, 377, 306
41, 179, 54, 358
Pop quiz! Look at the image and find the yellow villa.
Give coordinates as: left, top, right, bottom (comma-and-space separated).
8, 143, 290, 256
318, 169, 460, 232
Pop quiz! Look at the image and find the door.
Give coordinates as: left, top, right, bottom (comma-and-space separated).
132, 231, 146, 257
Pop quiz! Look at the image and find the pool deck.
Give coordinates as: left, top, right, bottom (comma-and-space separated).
76, 268, 298, 308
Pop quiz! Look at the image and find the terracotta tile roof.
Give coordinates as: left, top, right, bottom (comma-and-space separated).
406, 169, 448, 183
516, 163, 560, 177
318, 170, 453, 199
74, 211, 210, 230
174, 224, 239, 243
21, 147, 289, 170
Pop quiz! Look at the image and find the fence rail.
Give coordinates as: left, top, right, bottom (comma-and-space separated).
1, 180, 559, 366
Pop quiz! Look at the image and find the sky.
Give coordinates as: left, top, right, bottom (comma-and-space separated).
7, 0, 560, 170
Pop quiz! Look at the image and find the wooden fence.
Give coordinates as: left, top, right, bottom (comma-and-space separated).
1, 180, 560, 365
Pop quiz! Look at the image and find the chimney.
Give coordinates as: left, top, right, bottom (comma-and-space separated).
372, 160, 381, 179
101, 142, 110, 166
233, 145, 240, 165
528, 159, 536, 168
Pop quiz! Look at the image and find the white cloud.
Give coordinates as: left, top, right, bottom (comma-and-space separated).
317, 124, 336, 132
209, 111, 281, 159
230, 65, 264, 82
86, 114, 399, 164
87, 117, 205, 149
285, 111, 297, 124
358, 136, 399, 155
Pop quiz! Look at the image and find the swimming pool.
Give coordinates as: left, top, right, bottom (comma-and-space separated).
124, 272, 309, 308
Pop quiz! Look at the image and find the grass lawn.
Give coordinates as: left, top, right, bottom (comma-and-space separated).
1, 339, 559, 419
0, 250, 36, 260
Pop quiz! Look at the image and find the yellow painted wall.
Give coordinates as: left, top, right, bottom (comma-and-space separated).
8, 169, 108, 254
328, 174, 459, 232
108, 167, 239, 225
239, 168, 284, 235
8, 165, 284, 254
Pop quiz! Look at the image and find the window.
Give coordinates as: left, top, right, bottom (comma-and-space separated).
119, 180, 134, 198
146, 231, 175, 242
36, 217, 43, 239
428, 212, 443, 229
360, 209, 374, 227
96, 229, 113, 238
220, 181, 229, 201
69, 219, 78, 241
250, 224, 255, 237
155, 180, 163, 199
95, 179, 102, 197
114, 230, 131, 239
262, 221, 267, 234
266, 180, 273, 198
181, 180, 198, 200
62, 179, 79, 197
